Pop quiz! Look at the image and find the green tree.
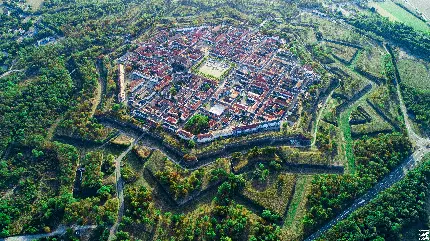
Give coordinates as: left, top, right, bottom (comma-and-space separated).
184, 114, 209, 134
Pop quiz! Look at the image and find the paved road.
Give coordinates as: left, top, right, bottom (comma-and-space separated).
0, 69, 24, 79
108, 134, 145, 241
1, 225, 97, 241
304, 45, 430, 241
304, 146, 429, 241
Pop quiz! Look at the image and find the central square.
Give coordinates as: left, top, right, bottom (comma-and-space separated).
194, 57, 233, 80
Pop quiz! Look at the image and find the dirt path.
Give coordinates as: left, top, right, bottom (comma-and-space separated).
91, 70, 102, 117
0, 69, 24, 79
108, 134, 145, 241
2, 225, 97, 241
46, 116, 63, 141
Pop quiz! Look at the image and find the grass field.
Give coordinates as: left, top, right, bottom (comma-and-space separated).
326, 42, 359, 63
284, 175, 309, 226
304, 14, 367, 44
242, 173, 296, 215
26, 0, 44, 10
278, 147, 332, 165
333, 69, 370, 99
369, 0, 430, 33
355, 46, 386, 80
397, 59, 430, 92
399, 0, 430, 22
280, 175, 313, 241
339, 108, 355, 174
368, 85, 402, 122
350, 102, 393, 137
321, 97, 341, 125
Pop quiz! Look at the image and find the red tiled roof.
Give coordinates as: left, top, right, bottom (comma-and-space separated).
197, 133, 213, 139
165, 116, 178, 124
177, 129, 194, 138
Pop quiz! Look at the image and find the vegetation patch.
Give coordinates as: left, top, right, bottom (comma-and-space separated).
132, 144, 152, 160
79, 151, 104, 197
25, 0, 44, 11
315, 121, 338, 156
320, 157, 430, 240
397, 58, 430, 91
242, 172, 297, 215
321, 97, 341, 125
232, 146, 333, 174
278, 147, 332, 166
369, 0, 430, 33
110, 134, 134, 146
333, 70, 370, 99
397, 57, 430, 133
303, 132, 412, 235
146, 151, 230, 202
368, 85, 401, 125
349, 106, 372, 125
325, 42, 359, 64
184, 114, 210, 135
350, 103, 394, 138
355, 46, 386, 81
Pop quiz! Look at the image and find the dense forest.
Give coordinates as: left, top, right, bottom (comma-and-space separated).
320, 156, 430, 240
303, 133, 412, 234
348, 14, 430, 60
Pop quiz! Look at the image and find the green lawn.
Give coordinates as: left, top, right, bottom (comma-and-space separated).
197, 58, 232, 79
397, 59, 430, 92
370, 0, 430, 33
355, 47, 386, 79
26, 0, 44, 10
339, 108, 355, 174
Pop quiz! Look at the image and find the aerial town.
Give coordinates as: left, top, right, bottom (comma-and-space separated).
119, 25, 321, 143
3, 0, 430, 240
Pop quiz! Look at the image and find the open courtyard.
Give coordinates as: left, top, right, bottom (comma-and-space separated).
196, 58, 232, 80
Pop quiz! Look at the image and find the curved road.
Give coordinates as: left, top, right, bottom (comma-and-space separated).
304, 45, 430, 241
1, 225, 97, 241
108, 134, 145, 241
304, 145, 429, 241
0, 69, 24, 79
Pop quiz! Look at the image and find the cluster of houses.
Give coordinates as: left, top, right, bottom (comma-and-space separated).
120, 25, 321, 143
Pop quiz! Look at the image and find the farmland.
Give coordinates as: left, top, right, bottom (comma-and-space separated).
369, 0, 430, 33
25, 0, 44, 11
399, 0, 430, 21
397, 58, 430, 92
